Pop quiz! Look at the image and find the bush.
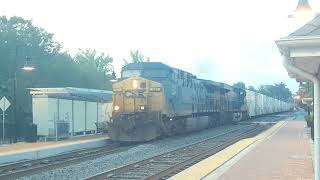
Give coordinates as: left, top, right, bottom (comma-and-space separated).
305, 115, 314, 140
305, 115, 313, 127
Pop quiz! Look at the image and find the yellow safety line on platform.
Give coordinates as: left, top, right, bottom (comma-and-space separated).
170, 121, 287, 180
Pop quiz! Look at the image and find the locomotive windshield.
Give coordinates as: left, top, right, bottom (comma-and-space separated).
122, 70, 141, 78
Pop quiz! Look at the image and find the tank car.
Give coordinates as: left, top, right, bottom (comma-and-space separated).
107, 62, 247, 142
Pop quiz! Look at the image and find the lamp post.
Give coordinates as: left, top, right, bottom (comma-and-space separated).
12, 48, 35, 143
289, 0, 318, 19
104, 64, 117, 83
2, 40, 35, 143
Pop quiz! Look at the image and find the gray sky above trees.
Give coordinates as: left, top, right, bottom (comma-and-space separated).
2, 0, 320, 92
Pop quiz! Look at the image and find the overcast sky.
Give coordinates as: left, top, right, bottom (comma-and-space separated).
1, 0, 320, 92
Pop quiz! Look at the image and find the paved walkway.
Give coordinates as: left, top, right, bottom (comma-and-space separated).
212, 120, 314, 180
170, 118, 314, 180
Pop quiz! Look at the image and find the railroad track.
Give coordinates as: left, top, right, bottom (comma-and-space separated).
86, 124, 269, 180
0, 142, 136, 180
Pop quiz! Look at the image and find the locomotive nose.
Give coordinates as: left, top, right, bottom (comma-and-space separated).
109, 76, 165, 142
112, 77, 164, 114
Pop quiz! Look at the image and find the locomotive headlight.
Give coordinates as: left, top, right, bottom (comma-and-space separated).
132, 80, 138, 89
113, 88, 122, 92
140, 106, 145, 110
114, 105, 120, 111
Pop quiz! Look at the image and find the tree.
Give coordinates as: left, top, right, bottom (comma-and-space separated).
248, 86, 255, 91
297, 81, 313, 115
130, 49, 147, 63
123, 49, 150, 66
257, 83, 292, 102
258, 85, 273, 97
0, 16, 65, 139
0, 16, 115, 139
74, 49, 114, 89
232, 82, 246, 89
74, 49, 113, 73
298, 81, 313, 98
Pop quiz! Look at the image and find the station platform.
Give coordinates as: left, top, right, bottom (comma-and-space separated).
170, 117, 314, 180
0, 134, 110, 165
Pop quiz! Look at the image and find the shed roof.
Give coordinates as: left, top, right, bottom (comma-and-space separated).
29, 87, 112, 102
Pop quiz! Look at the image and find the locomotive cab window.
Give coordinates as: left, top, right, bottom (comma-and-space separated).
122, 70, 141, 78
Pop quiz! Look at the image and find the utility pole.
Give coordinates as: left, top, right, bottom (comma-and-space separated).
2, 110, 4, 143
12, 46, 18, 142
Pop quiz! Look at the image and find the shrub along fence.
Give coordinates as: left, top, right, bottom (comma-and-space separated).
305, 114, 314, 140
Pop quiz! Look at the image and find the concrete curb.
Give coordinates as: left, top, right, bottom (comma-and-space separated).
0, 138, 111, 165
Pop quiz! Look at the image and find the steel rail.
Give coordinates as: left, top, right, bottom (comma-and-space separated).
86, 124, 269, 180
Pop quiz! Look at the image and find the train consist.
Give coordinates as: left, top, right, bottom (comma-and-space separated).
246, 90, 292, 117
107, 62, 293, 142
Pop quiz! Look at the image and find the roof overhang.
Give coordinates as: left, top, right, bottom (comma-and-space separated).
276, 35, 320, 48
276, 35, 320, 81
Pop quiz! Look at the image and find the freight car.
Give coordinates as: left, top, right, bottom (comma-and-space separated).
246, 90, 292, 117
108, 62, 247, 142
107, 62, 293, 142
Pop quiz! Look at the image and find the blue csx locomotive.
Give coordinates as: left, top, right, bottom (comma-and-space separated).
108, 62, 247, 142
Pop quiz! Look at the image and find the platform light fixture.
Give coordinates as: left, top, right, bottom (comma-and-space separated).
294, 95, 301, 100
110, 71, 117, 82
105, 64, 117, 83
22, 57, 35, 71
289, 0, 318, 19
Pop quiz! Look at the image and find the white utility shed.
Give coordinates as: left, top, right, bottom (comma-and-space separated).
30, 87, 113, 139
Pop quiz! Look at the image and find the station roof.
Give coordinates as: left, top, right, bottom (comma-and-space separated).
289, 15, 320, 36
276, 15, 320, 82
29, 87, 112, 102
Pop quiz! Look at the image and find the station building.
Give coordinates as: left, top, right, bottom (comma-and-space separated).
276, 15, 320, 180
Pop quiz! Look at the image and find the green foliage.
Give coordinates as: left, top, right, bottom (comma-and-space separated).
74, 49, 114, 89
305, 114, 313, 127
0, 16, 114, 138
305, 114, 314, 140
130, 49, 149, 63
257, 82, 292, 102
296, 81, 313, 112
248, 86, 255, 91
123, 49, 150, 66
232, 82, 246, 90
74, 49, 113, 73
299, 81, 313, 97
